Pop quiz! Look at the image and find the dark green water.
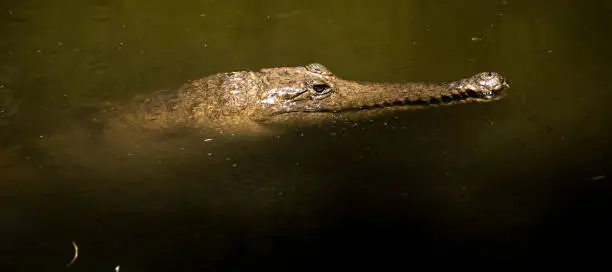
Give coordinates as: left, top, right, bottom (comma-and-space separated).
1, 0, 611, 270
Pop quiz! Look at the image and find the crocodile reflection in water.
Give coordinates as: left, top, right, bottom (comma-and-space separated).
105, 63, 510, 134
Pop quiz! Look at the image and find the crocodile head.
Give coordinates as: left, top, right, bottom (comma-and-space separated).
252, 63, 509, 123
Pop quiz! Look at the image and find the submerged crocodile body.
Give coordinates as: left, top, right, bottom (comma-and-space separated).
104, 63, 509, 134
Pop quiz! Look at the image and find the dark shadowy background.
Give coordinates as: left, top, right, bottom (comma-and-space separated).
1, 0, 611, 270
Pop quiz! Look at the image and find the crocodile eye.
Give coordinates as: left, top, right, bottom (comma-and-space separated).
312, 83, 331, 94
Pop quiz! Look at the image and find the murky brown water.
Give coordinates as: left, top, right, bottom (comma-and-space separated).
1, 0, 611, 270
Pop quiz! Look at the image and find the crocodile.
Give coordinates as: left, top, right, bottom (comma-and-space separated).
102, 63, 509, 134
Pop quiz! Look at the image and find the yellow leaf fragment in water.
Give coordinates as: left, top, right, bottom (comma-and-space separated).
65, 240, 79, 267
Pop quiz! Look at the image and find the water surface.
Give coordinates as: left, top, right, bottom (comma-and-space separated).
1, 0, 611, 270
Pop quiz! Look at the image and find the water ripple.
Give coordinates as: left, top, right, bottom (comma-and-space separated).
0, 88, 20, 127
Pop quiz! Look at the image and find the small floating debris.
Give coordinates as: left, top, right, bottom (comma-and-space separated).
115, 265, 121, 272
471, 37, 483, 41
591, 175, 606, 181
203, 138, 213, 142
65, 241, 79, 267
